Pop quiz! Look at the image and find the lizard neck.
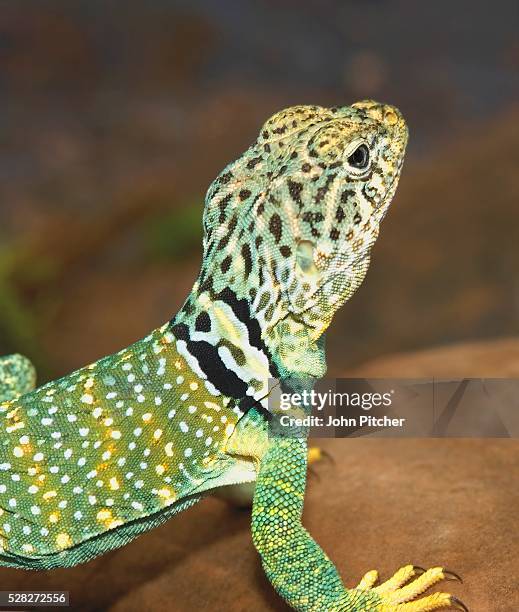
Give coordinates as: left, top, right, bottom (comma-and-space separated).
167, 276, 327, 409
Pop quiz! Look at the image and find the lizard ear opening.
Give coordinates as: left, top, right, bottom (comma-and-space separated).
296, 240, 320, 277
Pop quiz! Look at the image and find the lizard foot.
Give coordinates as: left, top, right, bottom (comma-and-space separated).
307, 447, 334, 482
307, 446, 333, 465
356, 565, 467, 611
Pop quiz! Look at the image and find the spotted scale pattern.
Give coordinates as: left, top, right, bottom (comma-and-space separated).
0, 355, 36, 403
0, 326, 245, 567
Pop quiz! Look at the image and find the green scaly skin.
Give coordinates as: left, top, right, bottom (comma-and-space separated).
252, 434, 381, 611
0, 355, 36, 403
0, 101, 467, 611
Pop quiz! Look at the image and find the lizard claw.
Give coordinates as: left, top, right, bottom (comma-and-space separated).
443, 569, 463, 583
450, 595, 469, 611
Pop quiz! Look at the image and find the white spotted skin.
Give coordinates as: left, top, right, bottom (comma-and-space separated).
0, 326, 249, 563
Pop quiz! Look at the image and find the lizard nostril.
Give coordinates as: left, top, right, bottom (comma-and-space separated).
384, 109, 398, 126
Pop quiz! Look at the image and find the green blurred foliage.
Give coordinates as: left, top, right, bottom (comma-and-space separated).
144, 200, 203, 262
0, 244, 55, 380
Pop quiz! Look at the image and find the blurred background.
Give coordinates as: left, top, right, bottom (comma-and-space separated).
0, 0, 518, 382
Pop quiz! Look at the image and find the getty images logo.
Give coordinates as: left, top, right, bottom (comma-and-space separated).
279, 388, 395, 411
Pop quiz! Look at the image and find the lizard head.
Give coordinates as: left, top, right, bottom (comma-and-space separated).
260, 100, 409, 338
189, 101, 407, 372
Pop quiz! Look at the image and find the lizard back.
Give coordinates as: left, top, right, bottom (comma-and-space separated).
0, 325, 252, 568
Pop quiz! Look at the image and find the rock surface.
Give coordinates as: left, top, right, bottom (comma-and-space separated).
1, 338, 518, 611
348, 336, 519, 378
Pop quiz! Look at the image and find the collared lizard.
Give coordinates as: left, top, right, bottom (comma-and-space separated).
0, 101, 467, 611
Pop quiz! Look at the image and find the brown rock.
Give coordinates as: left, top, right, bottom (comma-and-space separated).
348, 336, 519, 378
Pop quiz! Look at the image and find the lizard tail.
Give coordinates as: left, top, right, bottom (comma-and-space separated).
0, 354, 37, 402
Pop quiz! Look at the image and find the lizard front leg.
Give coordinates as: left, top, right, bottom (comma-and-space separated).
252, 434, 467, 612
252, 434, 379, 611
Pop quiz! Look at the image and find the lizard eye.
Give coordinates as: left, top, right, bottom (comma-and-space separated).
347, 144, 370, 170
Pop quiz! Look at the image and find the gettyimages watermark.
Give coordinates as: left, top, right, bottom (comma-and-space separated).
267, 378, 519, 438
